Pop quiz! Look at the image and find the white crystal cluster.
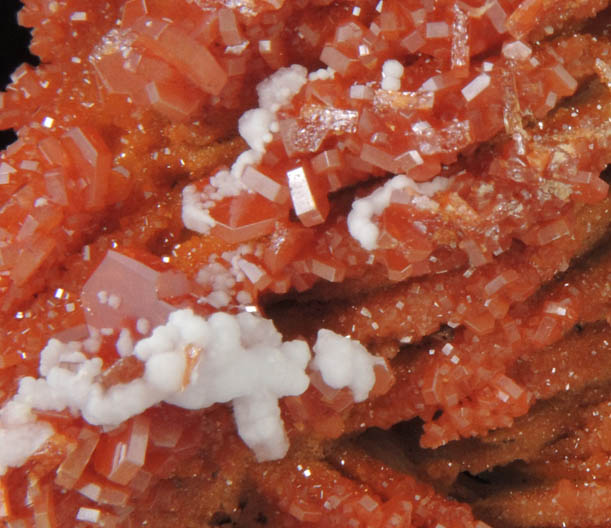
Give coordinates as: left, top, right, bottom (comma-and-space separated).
0, 307, 387, 467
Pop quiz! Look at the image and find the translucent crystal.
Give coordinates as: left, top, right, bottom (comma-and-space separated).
93, 415, 150, 486
144, 80, 202, 121
81, 250, 177, 331
120, 0, 149, 26
55, 428, 101, 489
287, 166, 329, 227
134, 18, 228, 95
278, 118, 328, 157
242, 165, 289, 204
263, 223, 313, 274
62, 127, 112, 211
29, 481, 56, 528
308, 256, 346, 283
311, 149, 342, 175
76, 471, 131, 506
320, 46, 358, 76
210, 193, 282, 243
218, 8, 244, 46
288, 500, 323, 523
0, 480, 10, 518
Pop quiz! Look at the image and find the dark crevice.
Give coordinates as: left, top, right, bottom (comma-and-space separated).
0, 1, 39, 87
0, 129, 18, 151
210, 511, 233, 525
1, 0, 40, 151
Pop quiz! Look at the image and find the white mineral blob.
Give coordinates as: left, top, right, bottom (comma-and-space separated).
0, 401, 54, 474
9, 309, 312, 463
2, 303, 385, 469
181, 64, 309, 234
347, 174, 451, 250
311, 329, 386, 402
381, 59, 404, 91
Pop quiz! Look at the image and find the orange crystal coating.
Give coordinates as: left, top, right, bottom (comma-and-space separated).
0, 0, 610, 526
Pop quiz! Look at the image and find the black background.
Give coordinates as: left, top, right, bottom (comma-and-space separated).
1, 0, 38, 149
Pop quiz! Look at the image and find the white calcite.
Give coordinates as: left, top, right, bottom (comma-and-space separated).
7, 309, 312, 463
311, 329, 386, 402
181, 64, 309, 235
1, 303, 384, 468
347, 174, 452, 250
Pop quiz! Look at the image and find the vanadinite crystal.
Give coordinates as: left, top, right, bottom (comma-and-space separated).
0, 0, 610, 526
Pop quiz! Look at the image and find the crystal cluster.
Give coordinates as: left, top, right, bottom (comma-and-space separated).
0, 0, 610, 526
